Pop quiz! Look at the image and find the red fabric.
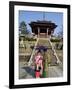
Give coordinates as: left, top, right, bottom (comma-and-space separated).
35, 71, 40, 78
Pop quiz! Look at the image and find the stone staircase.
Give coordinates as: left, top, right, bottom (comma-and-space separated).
37, 38, 57, 66
28, 38, 60, 66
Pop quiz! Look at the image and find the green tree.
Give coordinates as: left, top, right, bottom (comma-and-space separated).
19, 21, 29, 34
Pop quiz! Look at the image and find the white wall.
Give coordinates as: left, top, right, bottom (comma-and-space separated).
0, 0, 72, 90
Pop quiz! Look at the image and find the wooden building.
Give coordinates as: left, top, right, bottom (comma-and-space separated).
29, 20, 57, 38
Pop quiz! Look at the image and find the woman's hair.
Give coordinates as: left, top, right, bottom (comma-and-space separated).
37, 50, 41, 53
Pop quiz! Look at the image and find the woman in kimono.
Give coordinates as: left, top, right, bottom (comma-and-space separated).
34, 50, 43, 78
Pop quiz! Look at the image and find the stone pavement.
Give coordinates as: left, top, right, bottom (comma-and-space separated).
19, 61, 63, 79
48, 66, 63, 77
19, 61, 35, 79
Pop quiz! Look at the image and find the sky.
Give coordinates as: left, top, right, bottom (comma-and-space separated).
19, 10, 63, 35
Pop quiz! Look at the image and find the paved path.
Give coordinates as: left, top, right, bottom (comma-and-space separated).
19, 61, 63, 79
19, 61, 35, 79
48, 66, 63, 77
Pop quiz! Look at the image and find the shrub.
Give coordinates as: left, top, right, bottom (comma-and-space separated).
30, 46, 34, 50
22, 37, 37, 41
50, 38, 60, 42
55, 43, 63, 50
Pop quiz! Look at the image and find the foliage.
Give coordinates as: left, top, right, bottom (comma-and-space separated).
19, 36, 37, 41
55, 43, 63, 50
57, 30, 63, 38
19, 21, 29, 34
27, 38, 37, 41
24, 37, 36, 41
50, 38, 60, 42
43, 52, 48, 77
30, 46, 34, 50
57, 25, 63, 38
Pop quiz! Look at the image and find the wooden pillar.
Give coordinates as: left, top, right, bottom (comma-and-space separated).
38, 27, 40, 38
47, 28, 48, 38
50, 30, 54, 38
51, 30, 54, 35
